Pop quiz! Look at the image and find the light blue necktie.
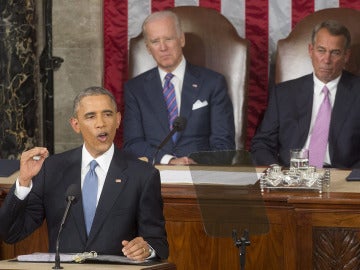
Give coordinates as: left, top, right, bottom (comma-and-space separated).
163, 73, 179, 142
82, 160, 98, 235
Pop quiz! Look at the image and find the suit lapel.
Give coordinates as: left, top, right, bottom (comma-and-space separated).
86, 149, 129, 246
178, 63, 202, 141
63, 148, 88, 246
330, 74, 357, 150
295, 76, 314, 146
144, 69, 171, 133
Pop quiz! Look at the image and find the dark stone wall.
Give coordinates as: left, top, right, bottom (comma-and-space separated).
0, 0, 39, 159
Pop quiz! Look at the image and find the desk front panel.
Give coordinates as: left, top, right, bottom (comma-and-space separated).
162, 184, 294, 270
161, 174, 360, 270
2, 169, 360, 270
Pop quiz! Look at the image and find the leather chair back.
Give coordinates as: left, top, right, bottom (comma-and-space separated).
128, 6, 250, 149
275, 8, 360, 84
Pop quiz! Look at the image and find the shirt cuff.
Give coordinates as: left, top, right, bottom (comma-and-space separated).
160, 154, 175, 165
15, 178, 32, 200
146, 244, 156, 259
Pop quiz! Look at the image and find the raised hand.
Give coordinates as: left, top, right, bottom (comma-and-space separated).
19, 147, 49, 187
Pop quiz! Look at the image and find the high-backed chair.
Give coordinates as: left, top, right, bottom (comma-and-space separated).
275, 8, 360, 84
128, 6, 250, 149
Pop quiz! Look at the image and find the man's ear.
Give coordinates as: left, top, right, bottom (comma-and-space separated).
145, 41, 152, 55
70, 117, 81, 134
116, 112, 121, 129
180, 32, 185, 48
344, 48, 351, 64
308, 43, 313, 57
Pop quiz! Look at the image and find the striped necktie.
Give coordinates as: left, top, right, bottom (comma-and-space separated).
163, 73, 179, 142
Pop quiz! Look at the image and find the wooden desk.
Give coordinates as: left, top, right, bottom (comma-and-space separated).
2, 168, 360, 270
0, 260, 175, 270
158, 168, 360, 270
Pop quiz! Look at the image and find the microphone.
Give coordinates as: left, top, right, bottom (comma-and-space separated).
53, 184, 80, 269
152, 116, 187, 166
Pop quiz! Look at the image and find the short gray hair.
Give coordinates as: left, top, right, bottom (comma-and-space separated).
142, 10, 183, 40
72, 86, 117, 117
311, 20, 351, 49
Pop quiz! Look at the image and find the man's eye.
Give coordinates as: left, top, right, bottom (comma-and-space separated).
331, 51, 341, 56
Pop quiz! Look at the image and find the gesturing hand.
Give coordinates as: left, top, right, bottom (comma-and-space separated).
19, 147, 49, 187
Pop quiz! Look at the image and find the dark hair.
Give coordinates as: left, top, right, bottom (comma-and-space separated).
72, 86, 117, 117
311, 20, 351, 49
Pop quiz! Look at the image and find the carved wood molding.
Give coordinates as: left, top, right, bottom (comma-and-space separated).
313, 227, 360, 270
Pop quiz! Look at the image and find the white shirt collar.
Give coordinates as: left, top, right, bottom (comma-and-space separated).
82, 144, 114, 172
313, 73, 341, 96
158, 56, 186, 83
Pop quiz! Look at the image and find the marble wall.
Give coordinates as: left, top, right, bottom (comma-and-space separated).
0, 0, 104, 158
0, 0, 39, 159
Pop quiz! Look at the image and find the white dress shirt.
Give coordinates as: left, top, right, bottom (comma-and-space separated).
303, 74, 340, 166
81, 144, 114, 204
158, 56, 186, 114
158, 56, 186, 164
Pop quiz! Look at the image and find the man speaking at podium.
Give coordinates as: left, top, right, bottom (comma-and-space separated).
0, 87, 168, 261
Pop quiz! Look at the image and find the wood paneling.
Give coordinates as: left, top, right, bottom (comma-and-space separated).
2, 171, 360, 269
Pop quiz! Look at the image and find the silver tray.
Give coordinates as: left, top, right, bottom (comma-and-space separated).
260, 165, 330, 193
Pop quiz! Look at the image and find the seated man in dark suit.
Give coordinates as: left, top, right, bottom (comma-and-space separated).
0, 86, 168, 261
123, 10, 235, 165
251, 20, 360, 169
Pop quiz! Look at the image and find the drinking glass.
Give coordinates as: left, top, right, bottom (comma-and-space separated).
290, 149, 309, 170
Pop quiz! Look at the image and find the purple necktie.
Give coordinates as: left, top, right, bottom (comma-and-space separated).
309, 85, 331, 168
163, 73, 178, 142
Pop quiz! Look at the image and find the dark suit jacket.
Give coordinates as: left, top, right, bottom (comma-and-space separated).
123, 62, 235, 163
251, 71, 360, 169
0, 147, 169, 259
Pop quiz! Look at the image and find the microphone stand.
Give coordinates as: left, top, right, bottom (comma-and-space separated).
232, 229, 250, 270
53, 195, 76, 269
151, 116, 187, 166
152, 128, 178, 166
